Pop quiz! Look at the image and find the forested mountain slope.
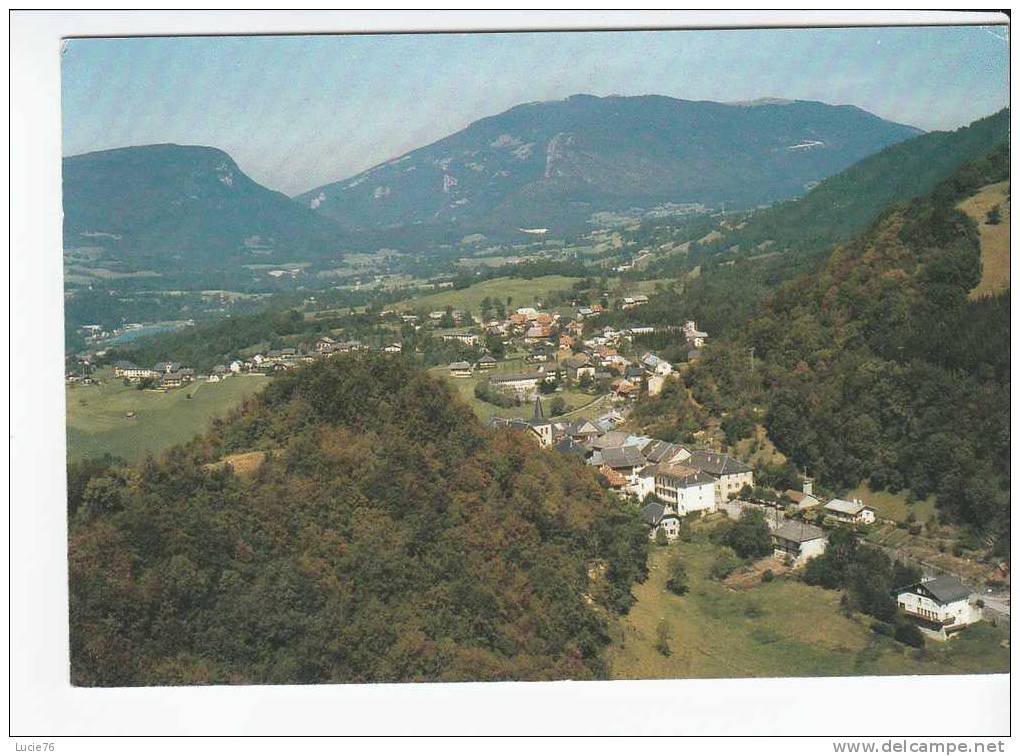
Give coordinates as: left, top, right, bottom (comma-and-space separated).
690, 109, 1009, 265
750, 148, 1009, 549
67, 356, 649, 686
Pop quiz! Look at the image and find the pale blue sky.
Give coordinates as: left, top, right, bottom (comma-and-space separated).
62, 26, 1009, 196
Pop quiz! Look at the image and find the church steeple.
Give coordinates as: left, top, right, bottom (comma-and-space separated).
532, 394, 545, 422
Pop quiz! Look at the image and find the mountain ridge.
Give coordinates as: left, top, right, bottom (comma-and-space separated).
297, 94, 923, 233
62, 143, 349, 268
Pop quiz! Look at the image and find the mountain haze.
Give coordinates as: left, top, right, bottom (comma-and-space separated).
299, 94, 922, 233
63, 144, 348, 267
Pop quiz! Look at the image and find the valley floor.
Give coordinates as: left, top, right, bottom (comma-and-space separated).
604, 539, 1009, 680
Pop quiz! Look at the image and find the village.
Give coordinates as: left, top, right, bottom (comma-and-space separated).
70, 290, 1003, 644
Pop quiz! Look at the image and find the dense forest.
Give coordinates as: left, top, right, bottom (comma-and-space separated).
68, 355, 649, 685
635, 145, 1010, 554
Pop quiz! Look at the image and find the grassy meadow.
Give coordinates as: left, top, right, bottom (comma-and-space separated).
958, 181, 1010, 300
392, 275, 580, 313
66, 370, 271, 462
604, 539, 1009, 680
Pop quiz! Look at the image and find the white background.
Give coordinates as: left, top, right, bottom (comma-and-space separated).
7, 8, 1014, 746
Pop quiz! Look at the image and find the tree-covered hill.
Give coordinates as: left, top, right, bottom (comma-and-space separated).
68, 355, 649, 686
688, 147, 1010, 553
690, 108, 1009, 265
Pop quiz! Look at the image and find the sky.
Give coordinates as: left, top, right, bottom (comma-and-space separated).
61, 25, 1009, 197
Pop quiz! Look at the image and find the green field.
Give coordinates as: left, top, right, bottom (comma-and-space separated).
429, 362, 607, 423
846, 481, 937, 524
393, 275, 580, 313
66, 371, 272, 462
604, 540, 1009, 680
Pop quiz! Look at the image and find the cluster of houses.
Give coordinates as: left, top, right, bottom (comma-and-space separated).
490, 398, 984, 641
112, 360, 196, 389
490, 395, 754, 514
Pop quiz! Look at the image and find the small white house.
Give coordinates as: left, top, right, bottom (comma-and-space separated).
771, 520, 828, 566
640, 501, 682, 542
824, 498, 876, 525
895, 575, 981, 640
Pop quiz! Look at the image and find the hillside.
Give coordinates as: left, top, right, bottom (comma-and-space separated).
67, 355, 649, 686
957, 180, 1010, 299
750, 149, 1011, 549
690, 109, 1009, 263
63, 144, 349, 268
299, 94, 921, 233
640, 110, 1010, 337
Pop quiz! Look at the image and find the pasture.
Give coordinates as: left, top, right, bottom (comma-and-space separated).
604, 539, 1009, 679
66, 371, 271, 462
393, 275, 580, 313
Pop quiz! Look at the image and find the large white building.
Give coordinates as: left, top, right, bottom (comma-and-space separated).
649, 463, 717, 516
686, 450, 754, 504
895, 575, 982, 640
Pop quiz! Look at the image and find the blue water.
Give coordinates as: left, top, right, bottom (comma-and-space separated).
104, 322, 189, 345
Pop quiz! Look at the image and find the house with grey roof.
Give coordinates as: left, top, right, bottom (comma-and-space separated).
771, 520, 827, 566
686, 449, 754, 504
895, 575, 981, 640
600, 445, 648, 475
640, 500, 682, 542
823, 498, 876, 525
649, 463, 718, 515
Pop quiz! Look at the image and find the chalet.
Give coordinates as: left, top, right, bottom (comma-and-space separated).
641, 439, 690, 466
562, 355, 592, 379
383, 343, 403, 354
553, 436, 589, 460
683, 320, 708, 348
599, 465, 629, 491
565, 418, 601, 444
640, 500, 683, 542
315, 336, 338, 354
620, 294, 649, 310
640, 352, 673, 376
650, 463, 717, 515
895, 575, 981, 640
784, 490, 821, 510
600, 445, 648, 478
559, 335, 575, 350
524, 325, 551, 342
771, 521, 827, 566
448, 361, 473, 378
686, 450, 754, 504
624, 365, 645, 384
824, 498, 876, 525
475, 353, 497, 371
610, 378, 637, 397
229, 360, 243, 373
160, 368, 195, 389
489, 372, 541, 399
